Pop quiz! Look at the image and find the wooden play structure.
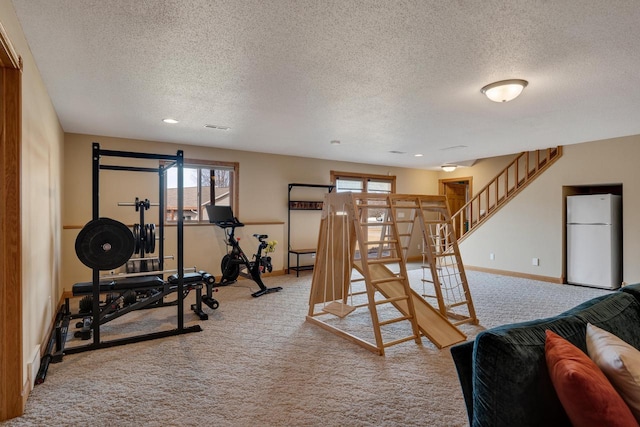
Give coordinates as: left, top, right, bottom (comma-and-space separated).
307, 192, 477, 355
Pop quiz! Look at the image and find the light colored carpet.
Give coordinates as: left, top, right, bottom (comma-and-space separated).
3, 270, 610, 427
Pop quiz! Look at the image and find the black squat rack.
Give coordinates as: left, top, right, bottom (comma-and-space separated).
64, 143, 203, 355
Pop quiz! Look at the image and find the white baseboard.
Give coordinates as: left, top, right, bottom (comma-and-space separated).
26, 344, 41, 392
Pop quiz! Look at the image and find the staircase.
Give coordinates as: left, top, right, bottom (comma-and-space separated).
451, 147, 563, 243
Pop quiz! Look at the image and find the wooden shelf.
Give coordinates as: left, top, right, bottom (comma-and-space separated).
288, 184, 334, 276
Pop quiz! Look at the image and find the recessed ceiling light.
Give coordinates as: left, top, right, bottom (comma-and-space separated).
414, 154, 423, 157
205, 124, 231, 131
162, 118, 179, 124
330, 140, 341, 145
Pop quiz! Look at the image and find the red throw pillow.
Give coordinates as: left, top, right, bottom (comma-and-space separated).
545, 330, 639, 427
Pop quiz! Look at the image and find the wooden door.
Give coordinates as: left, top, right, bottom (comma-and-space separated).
441, 181, 469, 239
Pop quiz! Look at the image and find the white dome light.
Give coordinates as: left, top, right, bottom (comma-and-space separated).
481, 79, 528, 103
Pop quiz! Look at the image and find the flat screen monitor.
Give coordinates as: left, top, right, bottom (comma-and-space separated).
206, 205, 235, 224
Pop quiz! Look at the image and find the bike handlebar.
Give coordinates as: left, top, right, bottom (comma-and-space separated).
213, 218, 244, 229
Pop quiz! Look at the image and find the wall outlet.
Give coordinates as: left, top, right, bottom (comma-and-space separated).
417, 243, 421, 250
489, 253, 495, 260
532, 257, 539, 266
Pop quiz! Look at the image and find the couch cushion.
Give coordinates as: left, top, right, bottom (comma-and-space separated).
621, 283, 640, 305
546, 329, 639, 427
450, 341, 474, 425
573, 292, 640, 350
471, 315, 579, 427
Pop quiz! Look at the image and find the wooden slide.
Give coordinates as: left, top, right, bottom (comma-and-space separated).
361, 263, 466, 348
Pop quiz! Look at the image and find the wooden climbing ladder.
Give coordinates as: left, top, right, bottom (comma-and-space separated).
391, 195, 477, 326
307, 192, 468, 355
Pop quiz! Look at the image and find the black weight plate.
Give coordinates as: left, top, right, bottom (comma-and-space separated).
75, 218, 135, 270
133, 224, 140, 255
149, 224, 155, 253
145, 224, 156, 254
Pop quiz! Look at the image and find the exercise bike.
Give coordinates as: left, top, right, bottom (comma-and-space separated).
207, 205, 282, 298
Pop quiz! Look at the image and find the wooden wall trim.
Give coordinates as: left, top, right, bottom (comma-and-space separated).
0, 22, 23, 421
0, 22, 20, 69
465, 265, 563, 284
63, 220, 285, 230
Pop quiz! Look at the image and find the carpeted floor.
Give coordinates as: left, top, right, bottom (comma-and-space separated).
3, 270, 611, 426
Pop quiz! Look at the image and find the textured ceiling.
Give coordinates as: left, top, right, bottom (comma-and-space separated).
11, 0, 640, 169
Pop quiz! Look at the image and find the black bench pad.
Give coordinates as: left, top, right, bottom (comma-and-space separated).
73, 273, 209, 296
167, 272, 207, 284
73, 276, 166, 296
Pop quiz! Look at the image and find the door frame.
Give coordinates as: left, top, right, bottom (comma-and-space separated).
439, 177, 473, 205
0, 21, 23, 420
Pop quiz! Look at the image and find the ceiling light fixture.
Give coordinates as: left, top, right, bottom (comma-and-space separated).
481, 79, 528, 103
330, 140, 341, 145
162, 118, 179, 124
414, 154, 423, 157
441, 164, 457, 172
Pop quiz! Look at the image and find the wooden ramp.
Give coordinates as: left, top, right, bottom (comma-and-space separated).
356, 263, 466, 348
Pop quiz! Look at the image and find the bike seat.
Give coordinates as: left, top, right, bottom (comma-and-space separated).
253, 234, 268, 240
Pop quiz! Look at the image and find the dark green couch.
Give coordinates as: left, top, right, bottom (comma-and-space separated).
450, 284, 640, 427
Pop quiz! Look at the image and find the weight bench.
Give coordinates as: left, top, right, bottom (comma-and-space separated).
72, 272, 215, 296
69, 271, 219, 337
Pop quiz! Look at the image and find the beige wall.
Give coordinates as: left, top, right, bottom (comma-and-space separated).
460, 136, 640, 285
62, 133, 439, 291
1, 0, 65, 393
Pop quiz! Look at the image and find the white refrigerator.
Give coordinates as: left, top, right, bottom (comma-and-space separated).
567, 194, 622, 289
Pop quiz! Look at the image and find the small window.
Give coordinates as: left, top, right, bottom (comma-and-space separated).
165, 160, 238, 223
331, 171, 395, 194
330, 171, 396, 253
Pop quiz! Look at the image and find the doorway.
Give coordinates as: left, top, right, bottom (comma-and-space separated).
439, 177, 472, 239
0, 24, 23, 420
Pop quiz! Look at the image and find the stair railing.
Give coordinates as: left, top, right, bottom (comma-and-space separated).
451, 146, 563, 242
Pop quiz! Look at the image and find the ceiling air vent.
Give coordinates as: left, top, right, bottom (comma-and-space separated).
439, 145, 467, 151
204, 124, 230, 131
388, 150, 406, 154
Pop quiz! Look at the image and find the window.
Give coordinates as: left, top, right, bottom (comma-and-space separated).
165, 159, 238, 222
330, 171, 395, 194
331, 172, 396, 249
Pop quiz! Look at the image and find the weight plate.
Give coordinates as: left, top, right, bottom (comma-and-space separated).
145, 224, 156, 254
75, 218, 135, 270
133, 224, 140, 255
